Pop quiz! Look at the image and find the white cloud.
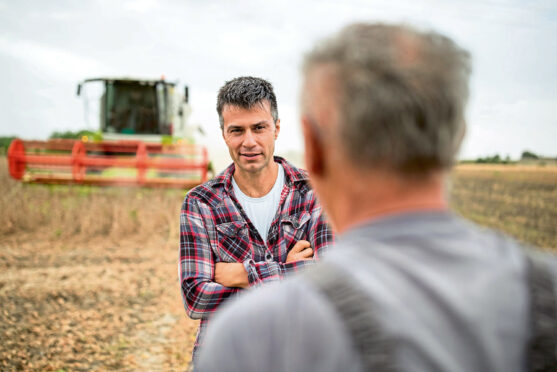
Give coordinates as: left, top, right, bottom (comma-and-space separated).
0, 36, 105, 81
122, 0, 159, 13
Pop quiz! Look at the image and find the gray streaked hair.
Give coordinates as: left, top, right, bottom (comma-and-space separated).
303, 23, 471, 175
216, 76, 279, 129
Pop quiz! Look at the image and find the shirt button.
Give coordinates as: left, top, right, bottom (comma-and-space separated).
265, 252, 273, 262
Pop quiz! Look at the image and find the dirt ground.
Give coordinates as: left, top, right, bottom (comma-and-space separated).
451, 164, 557, 250
0, 233, 198, 371
0, 158, 198, 371
2, 233, 201, 371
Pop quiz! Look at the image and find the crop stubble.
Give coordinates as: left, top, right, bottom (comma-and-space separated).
450, 164, 556, 250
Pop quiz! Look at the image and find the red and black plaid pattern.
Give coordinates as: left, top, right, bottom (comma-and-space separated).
179, 156, 333, 354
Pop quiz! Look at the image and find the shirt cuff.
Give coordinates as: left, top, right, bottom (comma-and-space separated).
243, 259, 261, 287
282, 258, 315, 275
243, 258, 283, 286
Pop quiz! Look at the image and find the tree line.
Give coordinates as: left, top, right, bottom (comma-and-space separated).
461, 151, 544, 164
0, 131, 97, 154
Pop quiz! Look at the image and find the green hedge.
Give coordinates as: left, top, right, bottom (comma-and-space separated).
0, 136, 15, 155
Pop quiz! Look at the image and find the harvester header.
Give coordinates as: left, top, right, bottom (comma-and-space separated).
8, 138, 209, 189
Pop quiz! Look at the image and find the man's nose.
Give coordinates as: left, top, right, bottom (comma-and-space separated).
242, 130, 257, 147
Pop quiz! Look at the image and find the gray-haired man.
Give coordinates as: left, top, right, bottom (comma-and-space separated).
196, 24, 557, 371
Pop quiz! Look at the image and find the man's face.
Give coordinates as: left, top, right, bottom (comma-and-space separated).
221, 100, 280, 175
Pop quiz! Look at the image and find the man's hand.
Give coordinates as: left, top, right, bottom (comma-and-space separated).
214, 262, 249, 288
286, 240, 314, 263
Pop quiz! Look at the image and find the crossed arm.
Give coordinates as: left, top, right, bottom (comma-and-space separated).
180, 194, 331, 319
214, 240, 314, 288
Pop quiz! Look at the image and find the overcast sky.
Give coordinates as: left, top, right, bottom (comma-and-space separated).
0, 0, 555, 168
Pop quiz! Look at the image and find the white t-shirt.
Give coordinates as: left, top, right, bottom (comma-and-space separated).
232, 164, 285, 243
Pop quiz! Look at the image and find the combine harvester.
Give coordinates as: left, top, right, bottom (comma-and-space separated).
7, 77, 210, 189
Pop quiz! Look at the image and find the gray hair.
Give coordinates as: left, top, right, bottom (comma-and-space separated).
216, 76, 279, 129
303, 23, 471, 175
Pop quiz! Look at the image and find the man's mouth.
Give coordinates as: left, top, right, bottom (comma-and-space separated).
240, 153, 261, 159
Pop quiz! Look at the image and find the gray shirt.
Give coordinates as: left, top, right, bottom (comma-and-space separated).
196, 211, 556, 372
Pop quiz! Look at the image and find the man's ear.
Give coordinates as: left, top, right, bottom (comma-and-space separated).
301, 117, 325, 177
274, 119, 281, 140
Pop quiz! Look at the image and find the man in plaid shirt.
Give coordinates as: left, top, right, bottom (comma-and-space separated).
179, 76, 334, 359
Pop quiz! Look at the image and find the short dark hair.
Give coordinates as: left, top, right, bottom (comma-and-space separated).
216, 76, 279, 129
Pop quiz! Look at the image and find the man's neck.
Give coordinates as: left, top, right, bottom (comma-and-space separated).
233, 161, 279, 198
329, 169, 448, 234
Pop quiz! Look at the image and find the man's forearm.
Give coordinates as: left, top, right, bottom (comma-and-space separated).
214, 262, 249, 288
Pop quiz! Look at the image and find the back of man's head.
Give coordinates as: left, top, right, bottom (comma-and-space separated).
216, 76, 279, 130
302, 23, 471, 176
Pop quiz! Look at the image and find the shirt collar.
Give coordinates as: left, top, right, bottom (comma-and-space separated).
340, 210, 458, 244
212, 156, 308, 193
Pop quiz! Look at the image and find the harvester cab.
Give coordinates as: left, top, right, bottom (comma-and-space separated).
8, 77, 210, 189
76, 77, 192, 143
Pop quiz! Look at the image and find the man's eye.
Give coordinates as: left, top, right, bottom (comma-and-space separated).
255, 125, 265, 131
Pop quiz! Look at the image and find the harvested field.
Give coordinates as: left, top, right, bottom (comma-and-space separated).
0, 158, 556, 371
0, 157, 197, 371
450, 164, 557, 250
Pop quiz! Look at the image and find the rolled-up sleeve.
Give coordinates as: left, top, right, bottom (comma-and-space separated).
179, 194, 240, 319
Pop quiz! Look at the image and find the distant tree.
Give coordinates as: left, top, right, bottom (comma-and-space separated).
475, 154, 502, 164
0, 136, 15, 154
521, 150, 539, 160
50, 130, 96, 140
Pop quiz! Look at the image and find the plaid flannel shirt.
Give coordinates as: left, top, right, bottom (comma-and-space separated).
179, 156, 333, 355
